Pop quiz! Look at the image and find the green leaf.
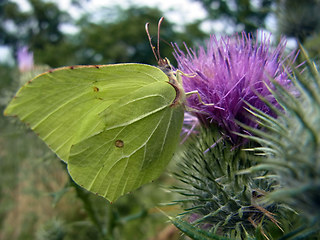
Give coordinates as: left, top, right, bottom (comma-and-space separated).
170, 217, 237, 240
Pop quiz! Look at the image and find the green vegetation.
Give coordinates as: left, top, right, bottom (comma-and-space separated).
1, 0, 320, 239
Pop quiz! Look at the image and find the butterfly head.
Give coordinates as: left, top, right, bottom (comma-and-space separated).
145, 17, 186, 106
157, 57, 172, 74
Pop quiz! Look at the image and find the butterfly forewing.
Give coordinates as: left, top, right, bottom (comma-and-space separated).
4, 64, 169, 162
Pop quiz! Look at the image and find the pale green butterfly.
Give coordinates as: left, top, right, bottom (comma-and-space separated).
4, 17, 188, 202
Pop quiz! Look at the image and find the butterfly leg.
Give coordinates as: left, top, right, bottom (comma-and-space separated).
174, 69, 196, 85
175, 70, 218, 107
183, 93, 222, 116
186, 90, 217, 106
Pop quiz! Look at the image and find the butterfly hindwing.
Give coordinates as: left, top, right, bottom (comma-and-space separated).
68, 81, 184, 202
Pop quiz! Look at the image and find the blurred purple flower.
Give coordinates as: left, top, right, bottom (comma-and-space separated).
17, 47, 34, 72
174, 32, 296, 143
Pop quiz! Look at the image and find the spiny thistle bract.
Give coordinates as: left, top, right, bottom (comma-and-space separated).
171, 128, 290, 240
238, 46, 320, 238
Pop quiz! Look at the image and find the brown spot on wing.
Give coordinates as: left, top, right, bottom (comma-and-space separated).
93, 86, 99, 92
115, 140, 124, 148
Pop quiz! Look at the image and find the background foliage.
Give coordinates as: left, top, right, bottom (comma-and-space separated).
1, 0, 320, 239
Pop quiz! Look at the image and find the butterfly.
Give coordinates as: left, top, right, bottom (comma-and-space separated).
4, 17, 186, 202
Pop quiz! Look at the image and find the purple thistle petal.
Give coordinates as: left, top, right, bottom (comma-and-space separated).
174, 32, 296, 143
17, 47, 34, 72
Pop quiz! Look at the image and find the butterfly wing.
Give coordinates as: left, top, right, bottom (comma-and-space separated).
4, 64, 169, 162
68, 81, 184, 202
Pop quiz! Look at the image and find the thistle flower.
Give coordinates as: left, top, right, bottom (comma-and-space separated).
17, 46, 34, 72
174, 32, 296, 143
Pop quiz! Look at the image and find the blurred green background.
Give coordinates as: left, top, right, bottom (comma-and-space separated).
1, 0, 320, 239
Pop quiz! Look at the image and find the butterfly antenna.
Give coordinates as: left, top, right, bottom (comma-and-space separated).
157, 16, 165, 61
145, 22, 159, 62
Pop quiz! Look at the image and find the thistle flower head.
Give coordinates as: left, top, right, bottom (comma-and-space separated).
17, 46, 34, 72
174, 32, 295, 143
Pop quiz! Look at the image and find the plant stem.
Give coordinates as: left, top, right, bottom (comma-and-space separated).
69, 177, 106, 238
